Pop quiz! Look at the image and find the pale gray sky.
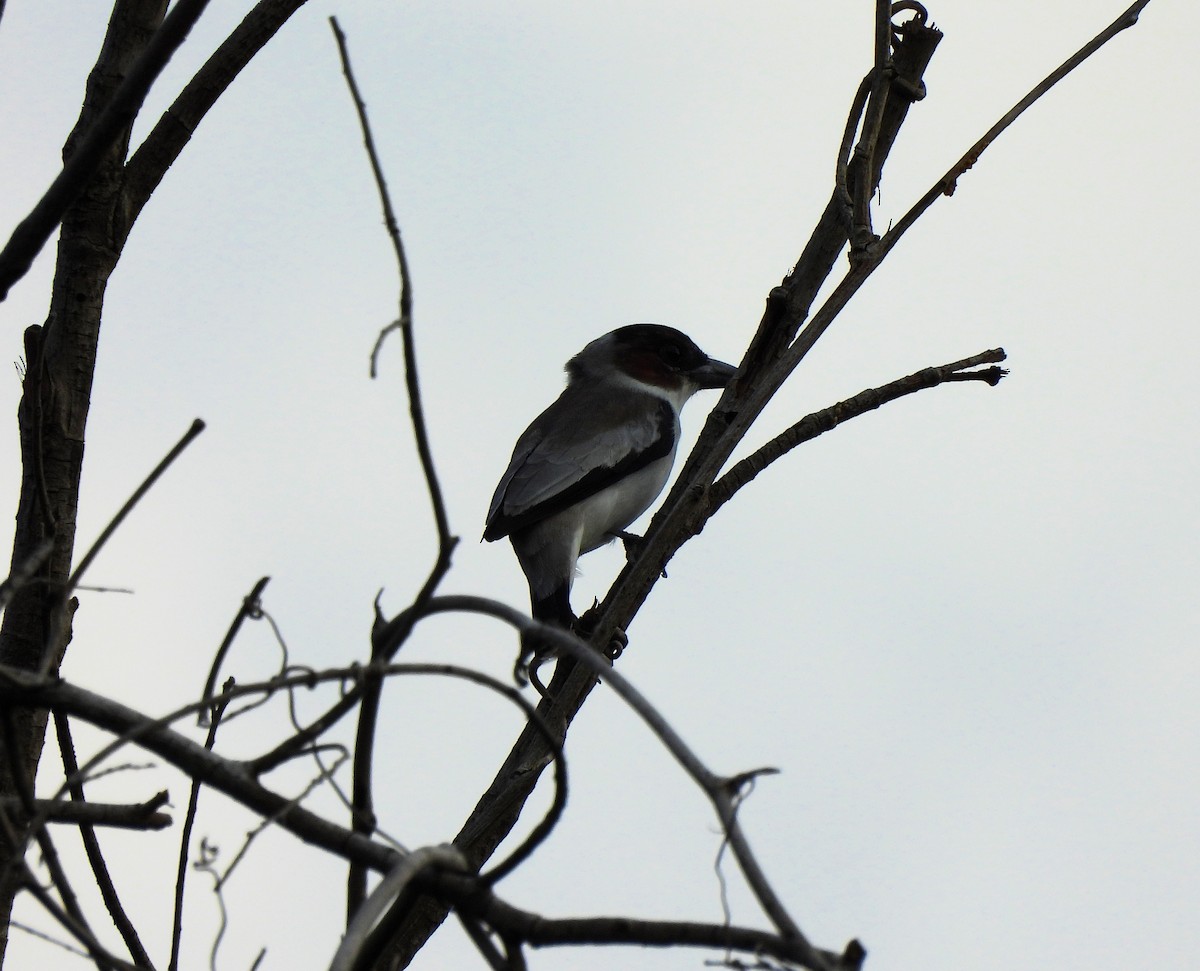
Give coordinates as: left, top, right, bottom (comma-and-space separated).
1, 2, 1196, 970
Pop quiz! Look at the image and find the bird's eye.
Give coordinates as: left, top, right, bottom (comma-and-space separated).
659, 343, 683, 367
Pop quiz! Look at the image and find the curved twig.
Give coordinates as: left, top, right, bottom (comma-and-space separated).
418, 597, 815, 957
198, 576, 270, 725
329, 844, 467, 971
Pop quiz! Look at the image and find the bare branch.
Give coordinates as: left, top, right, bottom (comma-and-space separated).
0, 667, 401, 875
0, 793, 169, 831
42, 418, 205, 677
328, 15, 460, 921
121, 0, 315, 232
879, 0, 1152, 258
62, 419, 205, 603
0, 0, 213, 301
708, 349, 1008, 515
198, 577, 271, 725
169, 682, 229, 971
419, 597, 818, 957
462, 892, 860, 971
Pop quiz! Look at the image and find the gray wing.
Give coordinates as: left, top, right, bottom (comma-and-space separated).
483, 386, 674, 541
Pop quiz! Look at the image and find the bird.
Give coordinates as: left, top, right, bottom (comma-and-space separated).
484, 324, 737, 636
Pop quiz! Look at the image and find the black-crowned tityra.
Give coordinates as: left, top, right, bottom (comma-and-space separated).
484, 324, 737, 629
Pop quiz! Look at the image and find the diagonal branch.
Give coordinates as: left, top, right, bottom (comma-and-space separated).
379, 2, 1153, 961
53, 715, 157, 969
120, 0, 314, 237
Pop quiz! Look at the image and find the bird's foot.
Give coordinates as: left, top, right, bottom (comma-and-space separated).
611, 530, 667, 578
575, 604, 628, 660
527, 654, 553, 697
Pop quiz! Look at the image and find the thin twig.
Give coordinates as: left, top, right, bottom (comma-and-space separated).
329, 16, 452, 547
198, 576, 270, 725
53, 714, 156, 969
63, 419, 206, 600
878, 0, 1152, 259
169, 682, 230, 971
19, 871, 142, 971
329, 14, 459, 920
709, 349, 1008, 514
456, 913, 508, 971
34, 419, 204, 678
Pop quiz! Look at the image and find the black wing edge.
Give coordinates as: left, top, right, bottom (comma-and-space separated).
482, 399, 674, 542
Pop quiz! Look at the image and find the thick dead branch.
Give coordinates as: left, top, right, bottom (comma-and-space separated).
0, 1, 314, 955
0, 0, 211, 301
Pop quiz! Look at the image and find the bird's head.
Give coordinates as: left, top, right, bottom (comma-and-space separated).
566, 324, 737, 406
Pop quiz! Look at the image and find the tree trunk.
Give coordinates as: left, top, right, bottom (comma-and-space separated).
0, 2, 167, 963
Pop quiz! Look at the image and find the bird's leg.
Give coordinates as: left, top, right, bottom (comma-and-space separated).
611, 530, 667, 578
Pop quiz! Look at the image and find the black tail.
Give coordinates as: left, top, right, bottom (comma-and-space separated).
531, 584, 575, 629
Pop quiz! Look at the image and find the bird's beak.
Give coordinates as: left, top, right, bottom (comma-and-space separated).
689, 357, 739, 390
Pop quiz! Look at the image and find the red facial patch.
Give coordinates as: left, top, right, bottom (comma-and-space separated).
619, 348, 683, 390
